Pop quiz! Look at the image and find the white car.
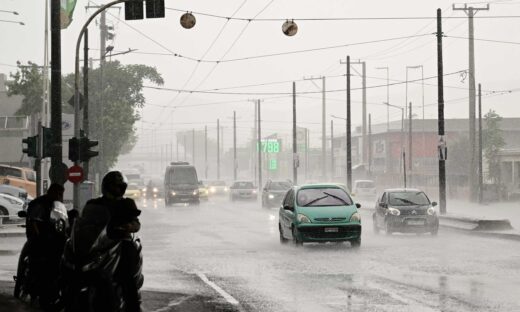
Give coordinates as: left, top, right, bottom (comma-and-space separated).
352, 180, 377, 199
0, 193, 25, 225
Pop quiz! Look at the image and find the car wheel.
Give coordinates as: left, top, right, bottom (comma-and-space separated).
372, 214, 379, 234
279, 224, 288, 244
292, 227, 303, 246
350, 238, 361, 248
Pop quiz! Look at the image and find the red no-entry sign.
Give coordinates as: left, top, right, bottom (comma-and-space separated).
68, 165, 84, 184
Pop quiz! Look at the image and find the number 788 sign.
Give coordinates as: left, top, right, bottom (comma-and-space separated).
257, 139, 281, 154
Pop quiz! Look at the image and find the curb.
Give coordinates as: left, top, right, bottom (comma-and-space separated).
0, 225, 25, 238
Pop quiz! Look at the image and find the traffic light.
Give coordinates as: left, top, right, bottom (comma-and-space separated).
125, 0, 143, 20
79, 137, 99, 162
22, 136, 38, 158
68, 137, 79, 162
41, 127, 53, 158
146, 0, 165, 18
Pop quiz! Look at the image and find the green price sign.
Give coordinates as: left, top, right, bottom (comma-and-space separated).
257, 139, 280, 154
269, 159, 278, 171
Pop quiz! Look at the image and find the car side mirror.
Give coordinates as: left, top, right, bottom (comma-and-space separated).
355, 203, 361, 209
18, 210, 27, 218
431, 201, 438, 207
283, 205, 294, 212
379, 202, 387, 208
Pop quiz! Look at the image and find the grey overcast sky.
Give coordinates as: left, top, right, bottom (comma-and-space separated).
1, 0, 520, 148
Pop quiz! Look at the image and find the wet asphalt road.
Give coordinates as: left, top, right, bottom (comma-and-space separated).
1, 197, 520, 311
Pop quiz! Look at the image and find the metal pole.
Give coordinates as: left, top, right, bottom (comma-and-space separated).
205, 125, 208, 179
184, 134, 187, 161
50, 0, 62, 185
42, 0, 50, 191
83, 28, 90, 179
468, 7, 477, 202
403, 151, 407, 188
217, 119, 220, 179
437, 8, 447, 215
368, 114, 372, 175
98, 10, 106, 176
361, 62, 367, 165
192, 128, 195, 166
478, 83, 483, 203
257, 100, 262, 191
292, 82, 298, 185
322, 76, 326, 180
330, 119, 334, 180
409, 101, 413, 174
387, 68, 390, 131
346, 56, 352, 191
233, 111, 237, 181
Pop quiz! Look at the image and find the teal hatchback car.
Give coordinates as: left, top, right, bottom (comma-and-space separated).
278, 184, 362, 247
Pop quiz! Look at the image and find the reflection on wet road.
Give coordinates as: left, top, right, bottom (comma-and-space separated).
138, 197, 520, 312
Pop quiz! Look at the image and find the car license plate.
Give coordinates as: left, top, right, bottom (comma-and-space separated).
324, 227, 339, 233
407, 220, 424, 226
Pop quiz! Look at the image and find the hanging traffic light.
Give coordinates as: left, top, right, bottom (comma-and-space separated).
79, 137, 99, 162
68, 137, 79, 162
146, 0, 165, 18
125, 0, 143, 20
22, 136, 38, 158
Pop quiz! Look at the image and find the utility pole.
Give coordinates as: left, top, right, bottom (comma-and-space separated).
257, 100, 262, 191
351, 60, 367, 165
478, 83, 483, 204
192, 128, 195, 166
217, 118, 220, 179
330, 120, 334, 180
292, 82, 298, 185
233, 111, 237, 181
183, 133, 187, 161
42, 0, 50, 192
368, 114, 372, 175
437, 8, 447, 215
453, 3, 489, 202
340, 56, 353, 191
83, 29, 90, 179
50, 0, 62, 184
205, 125, 208, 179
408, 101, 413, 184
98, 10, 107, 177
403, 151, 407, 188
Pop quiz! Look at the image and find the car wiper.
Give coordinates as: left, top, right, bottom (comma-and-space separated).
322, 192, 349, 205
303, 195, 328, 206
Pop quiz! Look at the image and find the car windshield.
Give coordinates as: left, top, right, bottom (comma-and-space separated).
0, 166, 22, 178
297, 187, 353, 207
168, 167, 198, 184
269, 182, 292, 190
356, 181, 375, 188
233, 182, 254, 189
388, 192, 430, 206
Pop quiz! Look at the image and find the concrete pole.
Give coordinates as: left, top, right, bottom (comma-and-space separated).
322, 76, 326, 180
217, 118, 220, 179
292, 82, 298, 185
233, 111, 237, 181
257, 100, 262, 191
330, 120, 334, 180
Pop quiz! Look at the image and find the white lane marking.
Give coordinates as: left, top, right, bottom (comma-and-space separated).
196, 272, 239, 305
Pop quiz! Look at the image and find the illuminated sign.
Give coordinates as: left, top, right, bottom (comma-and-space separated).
257, 139, 281, 154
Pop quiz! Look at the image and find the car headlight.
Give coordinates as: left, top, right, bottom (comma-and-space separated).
142, 188, 147, 192
210, 187, 216, 193
171, 191, 176, 196
224, 187, 229, 192
252, 190, 257, 194
350, 212, 361, 222
427, 207, 435, 215
297, 214, 311, 223
388, 207, 401, 216
153, 187, 158, 193
193, 190, 199, 195
268, 194, 274, 199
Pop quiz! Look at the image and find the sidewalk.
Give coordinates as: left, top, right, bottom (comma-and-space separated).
0, 224, 25, 237
444, 199, 520, 230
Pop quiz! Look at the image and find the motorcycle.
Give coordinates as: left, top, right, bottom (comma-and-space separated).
61, 203, 143, 312
13, 201, 69, 306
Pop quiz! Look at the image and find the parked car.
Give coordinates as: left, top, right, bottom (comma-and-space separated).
230, 181, 257, 201
0, 165, 36, 198
262, 180, 292, 208
0, 185, 29, 206
373, 188, 439, 235
124, 183, 142, 200
352, 180, 376, 199
0, 193, 25, 225
207, 180, 228, 196
278, 184, 362, 247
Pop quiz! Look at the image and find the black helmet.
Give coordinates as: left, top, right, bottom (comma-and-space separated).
101, 171, 128, 198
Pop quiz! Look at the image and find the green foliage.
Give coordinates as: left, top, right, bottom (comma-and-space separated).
483, 110, 505, 184
64, 60, 164, 173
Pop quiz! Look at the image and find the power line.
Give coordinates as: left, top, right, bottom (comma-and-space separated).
446, 35, 520, 45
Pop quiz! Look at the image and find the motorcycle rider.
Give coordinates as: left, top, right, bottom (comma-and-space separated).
25, 183, 66, 310
62, 171, 143, 312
